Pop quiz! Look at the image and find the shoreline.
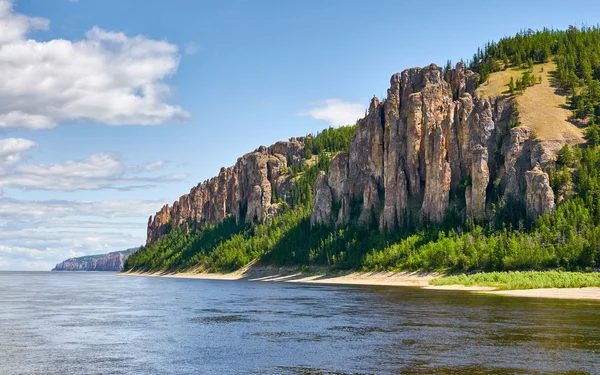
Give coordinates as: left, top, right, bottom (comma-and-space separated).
122, 267, 600, 301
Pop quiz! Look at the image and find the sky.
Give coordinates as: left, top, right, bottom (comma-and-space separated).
1, 0, 600, 270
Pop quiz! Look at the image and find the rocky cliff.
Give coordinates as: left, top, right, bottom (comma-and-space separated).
146, 138, 305, 245
311, 63, 557, 229
52, 248, 138, 271
146, 63, 561, 246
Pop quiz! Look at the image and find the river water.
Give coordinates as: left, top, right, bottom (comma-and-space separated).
0, 272, 598, 374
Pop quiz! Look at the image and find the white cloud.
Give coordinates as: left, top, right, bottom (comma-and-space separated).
136, 160, 167, 172
0, 227, 140, 270
0, 149, 185, 191
300, 99, 365, 127
0, 197, 161, 270
0, 0, 189, 130
0, 0, 48, 45
0, 138, 38, 155
0, 138, 38, 177
0, 197, 164, 220
0, 138, 38, 170
0, 141, 181, 269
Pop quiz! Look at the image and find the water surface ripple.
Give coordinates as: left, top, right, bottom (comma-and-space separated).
1, 272, 598, 374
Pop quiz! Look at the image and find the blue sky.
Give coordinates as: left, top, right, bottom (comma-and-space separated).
1, 0, 600, 270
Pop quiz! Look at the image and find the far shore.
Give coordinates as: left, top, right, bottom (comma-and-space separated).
121, 266, 600, 301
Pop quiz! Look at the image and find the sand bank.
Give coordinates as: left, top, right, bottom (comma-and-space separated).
122, 267, 600, 301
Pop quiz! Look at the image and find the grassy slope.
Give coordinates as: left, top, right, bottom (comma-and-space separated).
476, 61, 584, 144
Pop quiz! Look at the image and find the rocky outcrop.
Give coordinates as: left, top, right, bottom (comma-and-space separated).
525, 167, 555, 219
348, 97, 385, 224
502, 126, 533, 199
147, 62, 563, 244
311, 62, 558, 229
310, 171, 332, 226
52, 248, 137, 271
466, 145, 489, 219
146, 138, 304, 245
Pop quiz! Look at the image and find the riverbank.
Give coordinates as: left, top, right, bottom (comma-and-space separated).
122, 266, 600, 301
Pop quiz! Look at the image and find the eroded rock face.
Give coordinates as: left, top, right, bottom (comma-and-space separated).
348, 63, 494, 226
311, 152, 352, 227
502, 126, 532, 199
467, 145, 489, 219
420, 82, 453, 222
525, 167, 555, 219
311, 62, 560, 229
349, 97, 385, 197
146, 139, 304, 245
147, 204, 171, 245
310, 171, 333, 226
446, 61, 479, 100
148, 62, 565, 244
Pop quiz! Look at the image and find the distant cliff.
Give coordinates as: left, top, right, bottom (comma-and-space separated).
52, 248, 138, 271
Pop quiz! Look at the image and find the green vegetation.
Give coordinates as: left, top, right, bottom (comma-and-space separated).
431, 271, 600, 290
466, 26, 600, 142
125, 207, 309, 272
126, 28, 600, 286
290, 150, 332, 208
302, 125, 356, 159
364, 144, 600, 273
513, 70, 539, 93
126, 142, 600, 275
125, 126, 356, 272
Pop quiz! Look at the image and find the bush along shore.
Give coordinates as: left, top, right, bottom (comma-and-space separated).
431, 270, 600, 290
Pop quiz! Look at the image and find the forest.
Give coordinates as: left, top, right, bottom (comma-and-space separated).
125, 26, 600, 274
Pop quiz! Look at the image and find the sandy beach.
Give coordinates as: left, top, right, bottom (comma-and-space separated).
487, 288, 600, 300
123, 265, 600, 301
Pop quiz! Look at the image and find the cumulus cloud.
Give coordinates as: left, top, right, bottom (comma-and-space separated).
0, 0, 189, 130
0, 138, 38, 171
0, 0, 48, 45
300, 99, 365, 127
0, 149, 185, 191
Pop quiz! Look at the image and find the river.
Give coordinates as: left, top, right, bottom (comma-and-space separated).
0, 271, 598, 374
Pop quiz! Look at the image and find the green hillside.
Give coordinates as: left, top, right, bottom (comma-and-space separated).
125, 27, 600, 275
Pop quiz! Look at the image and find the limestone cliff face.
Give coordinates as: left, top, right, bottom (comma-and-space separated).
148, 62, 561, 244
312, 63, 557, 228
525, 167, 556, 219
146, 138, 304, 245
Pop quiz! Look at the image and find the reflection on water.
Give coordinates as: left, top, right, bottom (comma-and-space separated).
0, 272, 598, 375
